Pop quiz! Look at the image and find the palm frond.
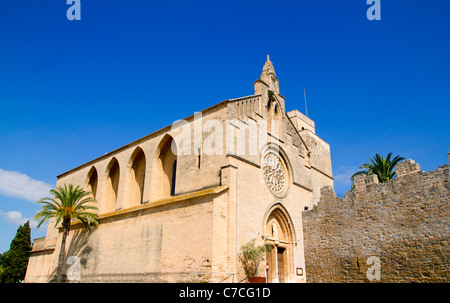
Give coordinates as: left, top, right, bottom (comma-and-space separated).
356, 153, 405, 185
33, 184, 99, 228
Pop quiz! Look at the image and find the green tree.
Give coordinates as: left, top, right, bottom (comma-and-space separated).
0, 221, 32, 283
0, 253, 4, 282
351, 152, 405, 187
33, 184, 99, 283
238, 239, 268, 279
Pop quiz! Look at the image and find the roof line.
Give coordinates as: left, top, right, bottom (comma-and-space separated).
57, 99, 229, 179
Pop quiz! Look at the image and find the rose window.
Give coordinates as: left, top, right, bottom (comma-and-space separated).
262, 151, 286, 193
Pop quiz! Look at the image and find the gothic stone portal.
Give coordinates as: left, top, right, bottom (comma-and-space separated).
264, 204, 296, 283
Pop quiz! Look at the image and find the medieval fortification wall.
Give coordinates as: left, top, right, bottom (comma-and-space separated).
302, 152, 450, 282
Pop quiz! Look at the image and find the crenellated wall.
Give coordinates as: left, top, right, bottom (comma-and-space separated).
302, 153, 450, 282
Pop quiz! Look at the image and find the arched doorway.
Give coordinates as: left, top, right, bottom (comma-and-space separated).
263, 203, 296, 283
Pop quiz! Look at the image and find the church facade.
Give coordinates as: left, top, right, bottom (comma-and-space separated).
25, 57, 333, 283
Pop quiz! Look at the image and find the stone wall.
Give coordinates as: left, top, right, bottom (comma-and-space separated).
302, 154, 450, 282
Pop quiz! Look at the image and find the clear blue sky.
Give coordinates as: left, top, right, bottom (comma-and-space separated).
0, 1, 449, 253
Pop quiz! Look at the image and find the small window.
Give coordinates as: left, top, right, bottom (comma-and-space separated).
171, 160, 177, 196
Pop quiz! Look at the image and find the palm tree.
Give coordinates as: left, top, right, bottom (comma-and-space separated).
351, 153, 405, 186
33, 184, 99, 282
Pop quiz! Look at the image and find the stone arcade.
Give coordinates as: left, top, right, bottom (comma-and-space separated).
25, 57, 333, 283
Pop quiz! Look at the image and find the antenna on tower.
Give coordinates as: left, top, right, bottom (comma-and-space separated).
304, 88, 308, 117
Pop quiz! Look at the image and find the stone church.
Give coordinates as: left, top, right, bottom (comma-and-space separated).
25, 57, 333, 283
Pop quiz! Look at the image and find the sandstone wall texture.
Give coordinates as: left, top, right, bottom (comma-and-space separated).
302, 156, 450, 282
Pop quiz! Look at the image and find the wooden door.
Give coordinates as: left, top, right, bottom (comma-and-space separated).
277, 248, 284, 283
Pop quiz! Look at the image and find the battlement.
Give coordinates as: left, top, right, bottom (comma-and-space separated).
351, 154, 449, 191
353, 173, 379, 189
396, 159, 421, 177
302, 151, 450, 283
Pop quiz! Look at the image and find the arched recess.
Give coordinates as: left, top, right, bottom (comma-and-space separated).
127, 146, 146, 206
268, 99, 282, 139
85, 166, 98, 200
150, 134, 178, 200
273, 103, 282, 138
263, 203, 296, 283
104, 157, 120, 212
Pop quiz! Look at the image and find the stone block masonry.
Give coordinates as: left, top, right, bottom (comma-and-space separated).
302, 153, 450, 282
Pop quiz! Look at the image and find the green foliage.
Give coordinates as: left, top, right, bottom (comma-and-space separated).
268, 90, 275, 100
0, 221, 32, 283
351, 152, 405, 187
33, 184, 99, 282
0, 254, 4, 281
238, 239, 267, 278
33, 184, 99, 229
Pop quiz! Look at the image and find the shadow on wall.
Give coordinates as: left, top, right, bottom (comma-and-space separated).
46, 227, 96, 283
